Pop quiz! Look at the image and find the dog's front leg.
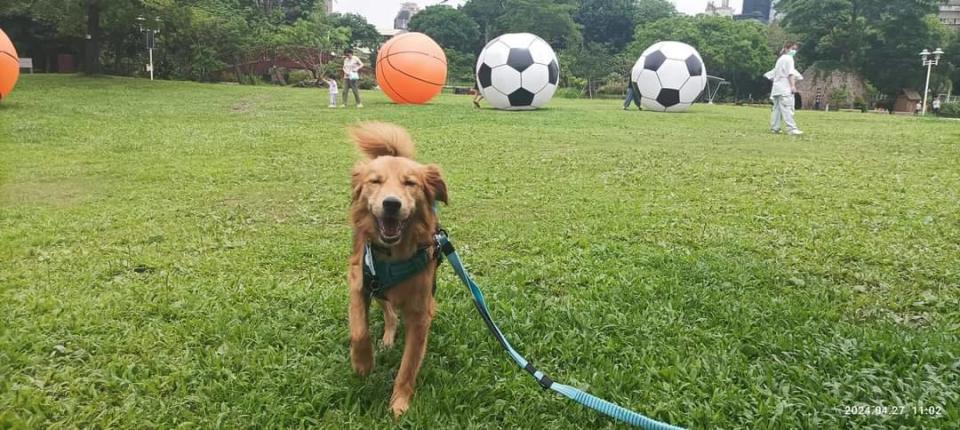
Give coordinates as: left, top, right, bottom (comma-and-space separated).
349, 262, 373, 376
380, 300, 398, 348
389, 303, 433, 417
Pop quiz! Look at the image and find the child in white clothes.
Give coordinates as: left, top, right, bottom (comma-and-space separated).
324, 74, 338, 108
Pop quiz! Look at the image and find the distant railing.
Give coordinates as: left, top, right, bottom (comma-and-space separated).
19, 58, 34, 73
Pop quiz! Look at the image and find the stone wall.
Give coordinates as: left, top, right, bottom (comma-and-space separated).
795, 65, 869, 110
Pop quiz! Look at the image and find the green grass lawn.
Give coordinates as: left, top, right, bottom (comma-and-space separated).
1, 75, 958, 429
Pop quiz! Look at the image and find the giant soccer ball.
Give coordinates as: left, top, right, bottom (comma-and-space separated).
630, 41, 706, 112
476, 33, 559, 110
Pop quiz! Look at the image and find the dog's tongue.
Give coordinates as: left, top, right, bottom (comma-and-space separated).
381, 218, 401, 237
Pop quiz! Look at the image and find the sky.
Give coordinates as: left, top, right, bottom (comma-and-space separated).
333, 0, 746, 29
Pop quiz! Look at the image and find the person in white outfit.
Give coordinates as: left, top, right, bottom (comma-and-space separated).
765, 42, 804, 135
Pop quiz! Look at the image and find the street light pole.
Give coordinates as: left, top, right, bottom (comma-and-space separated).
137, 16, 161, 81
148, 46, 154, 80
919, 48, 943, 116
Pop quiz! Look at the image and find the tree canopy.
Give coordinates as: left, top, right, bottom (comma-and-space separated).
574, 0, 637, 50
328, 13, 380, 51
408, 5, 482, 54
778, 0, 950, 95
1, 0, 957, 100
493, 0, 582, 49
631, 15, 773, 98
634, 0, 678, 26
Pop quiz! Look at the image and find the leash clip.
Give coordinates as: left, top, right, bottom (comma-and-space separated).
434, 228, 459, 258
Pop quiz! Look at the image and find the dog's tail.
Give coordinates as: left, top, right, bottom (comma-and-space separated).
349, 122, 415, 159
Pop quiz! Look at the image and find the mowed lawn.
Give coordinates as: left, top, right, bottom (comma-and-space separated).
1, 75, 958, 429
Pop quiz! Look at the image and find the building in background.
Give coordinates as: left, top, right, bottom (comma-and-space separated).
703, 0, 735, 18
394, 2, 420, 30
941, 0, 960, 30
324, 0, 333, 14
736, 0, 772, 23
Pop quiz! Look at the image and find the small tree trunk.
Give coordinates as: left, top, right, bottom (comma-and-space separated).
272, 67, 286, 85
82, 0, 101, 74
234, 63, 244, 84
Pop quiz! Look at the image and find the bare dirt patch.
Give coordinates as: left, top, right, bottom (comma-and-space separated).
0, 180, 93, 207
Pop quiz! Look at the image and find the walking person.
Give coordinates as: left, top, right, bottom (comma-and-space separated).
766, 41, 803, 135
623, 82, 642, 111
932, 98, 941, 116
472, 80, 484, 108
342, 49, 364, 108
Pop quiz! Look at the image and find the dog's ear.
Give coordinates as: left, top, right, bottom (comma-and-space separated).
421, 164, 448, 205
351, 163, 366, 202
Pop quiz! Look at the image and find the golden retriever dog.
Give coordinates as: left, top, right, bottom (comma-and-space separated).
347, 122, 447, 417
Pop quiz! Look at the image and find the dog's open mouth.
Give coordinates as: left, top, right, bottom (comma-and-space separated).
377, 216, 405, 244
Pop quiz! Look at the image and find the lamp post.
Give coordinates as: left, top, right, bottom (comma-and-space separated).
919, 48, 943, 116
136, 16, 161, 80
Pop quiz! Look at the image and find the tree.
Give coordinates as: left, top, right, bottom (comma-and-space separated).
945, 33, 960, 97
462, 0, 505, 43
573, 0, 637, 50
777, 0, 949, 96
273, 12, 350, 82
563, 42, 614, 97
764, 20, 796, 56
631, 15, 773, 100
635, 0, 677, 26
328, 13, 380, 51
444, 48, 477, 84
408, 6, 482, 54
496, 0, 581, 49
463, 0, 581, 48
0, 0, 143, 73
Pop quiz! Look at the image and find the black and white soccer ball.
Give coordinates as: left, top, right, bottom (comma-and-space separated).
476, 33, 559, 110
630, 41, 707, 112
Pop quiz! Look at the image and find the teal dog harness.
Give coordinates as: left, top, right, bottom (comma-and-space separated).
361, 241, 440, 300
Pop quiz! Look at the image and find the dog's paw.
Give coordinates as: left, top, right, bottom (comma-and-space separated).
381, 332, 396, 350
351, 344, 374, 376
352, 358, 373, 376
390, 397, 410, 418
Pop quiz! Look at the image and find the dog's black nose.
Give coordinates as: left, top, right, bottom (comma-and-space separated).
382, 197, 402, 214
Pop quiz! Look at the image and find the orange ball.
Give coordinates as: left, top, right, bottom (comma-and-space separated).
0, 28, 19, 101
376, 32, 447, 104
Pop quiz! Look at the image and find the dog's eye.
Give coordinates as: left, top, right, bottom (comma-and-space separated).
403, 180, 417, 187
369, 178, 383, 185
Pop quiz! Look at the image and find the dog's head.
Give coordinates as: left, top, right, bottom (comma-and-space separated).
349, 122, 447, 247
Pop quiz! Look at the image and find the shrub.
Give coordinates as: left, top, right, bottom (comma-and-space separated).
555, 87, 583, 99
241, 74, 267, 85
597, 80, 627, 96
854, 97, 867, 113
288, 70, 315, 86
939, 102, 960, 118
445, 49, 476, 84
828, 87, 850, 109
357, 77, 377, 90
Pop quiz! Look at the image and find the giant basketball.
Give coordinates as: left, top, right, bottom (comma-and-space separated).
376, 32, 447, 104
0, 28, 20, 101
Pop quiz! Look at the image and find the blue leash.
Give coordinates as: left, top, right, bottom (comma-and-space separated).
434, 231, 685, 430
